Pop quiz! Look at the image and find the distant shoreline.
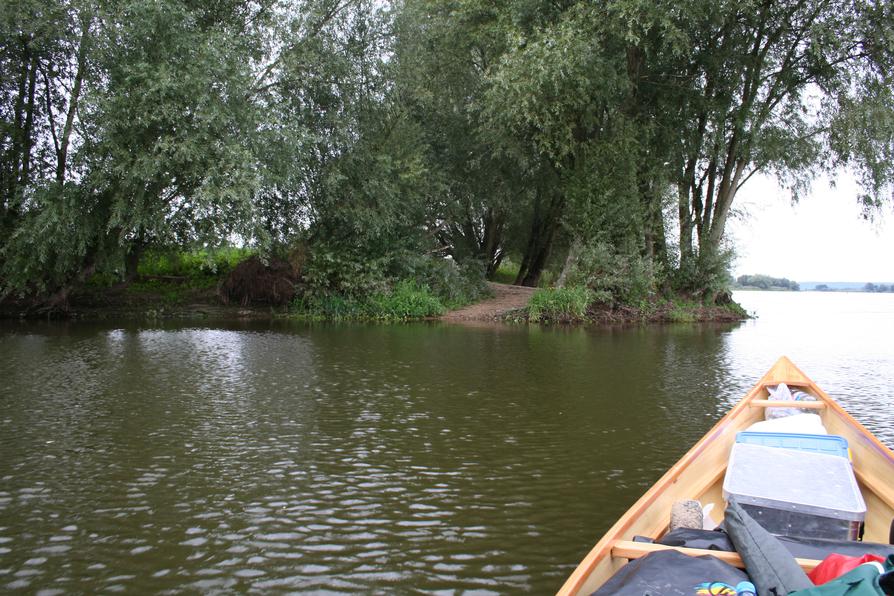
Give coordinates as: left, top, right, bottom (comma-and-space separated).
734, 287, 894, 293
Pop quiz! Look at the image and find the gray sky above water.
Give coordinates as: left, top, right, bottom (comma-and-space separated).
729, 173, 894, 283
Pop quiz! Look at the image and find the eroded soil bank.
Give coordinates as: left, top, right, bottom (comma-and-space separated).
2, 281, 746, 324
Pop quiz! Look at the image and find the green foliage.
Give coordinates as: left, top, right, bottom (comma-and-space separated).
367, 281, 446, 320
490, 260, 520, 285
293, 254, 486, 321
1, 184, 111, 296
394, 0, 525, 275
671, 246, 735, 302
527, 286, 595, 323
292, 280, 446, 321
414, 258, 490, 310
561, 242, 656, 304
138, 248, 253, 278
4, 0, 893, 312
292, 294, 367, 321
667, 299, 698, 323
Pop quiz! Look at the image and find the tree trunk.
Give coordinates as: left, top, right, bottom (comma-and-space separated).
555, 237, 582, 288
480, 208, 504, 277
20, 54, 39, 189
35, 259, 97, 314
677, 181, 694, 269
57, 17, 91, 185
639, 179, 668, 273
515, 192, 564, 287
6, 35, 32, 204
124, 242, 144, 283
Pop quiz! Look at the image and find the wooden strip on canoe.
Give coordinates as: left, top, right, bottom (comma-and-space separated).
611, 540, 821, 572
750, 400, 825, 409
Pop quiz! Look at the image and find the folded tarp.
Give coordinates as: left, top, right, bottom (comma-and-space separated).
722, 496, 814, 596
590, 549, 750, 596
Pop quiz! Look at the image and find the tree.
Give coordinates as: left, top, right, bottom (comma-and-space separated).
483, 2, 657, 287
1, 0, 268, 306
392, 0, 525, 276
664, 0, 894, 295
1, 0, 396, 308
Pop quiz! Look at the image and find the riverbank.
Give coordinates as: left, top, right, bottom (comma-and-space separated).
502, 293, 748, 325
0, 281, 290, 321
0, 280, 747, 324
441, 283, 536, 322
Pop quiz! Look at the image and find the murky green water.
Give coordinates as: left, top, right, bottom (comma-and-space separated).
1, 292, 892, 593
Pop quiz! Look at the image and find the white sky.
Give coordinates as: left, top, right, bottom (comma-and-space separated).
727, 172, 894, 283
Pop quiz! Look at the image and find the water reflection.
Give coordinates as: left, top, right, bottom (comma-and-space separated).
0, 294, 891, 592
727, 291, 894, 444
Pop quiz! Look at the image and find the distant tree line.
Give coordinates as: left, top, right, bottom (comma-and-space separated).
812, 283, 894, 292
2, 0, 893, 311
735, 275, 800, 291
863, 283, 894, 293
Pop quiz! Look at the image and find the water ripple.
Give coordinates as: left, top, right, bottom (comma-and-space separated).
0, 304, 892, 592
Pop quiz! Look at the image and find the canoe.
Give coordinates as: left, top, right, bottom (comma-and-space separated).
558, 356, 894, 595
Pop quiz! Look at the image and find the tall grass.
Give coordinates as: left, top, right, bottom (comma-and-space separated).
527, 286, 595, 323
293, 280, 446, 321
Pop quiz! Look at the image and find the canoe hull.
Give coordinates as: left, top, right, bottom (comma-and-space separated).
558, 356, 894, 595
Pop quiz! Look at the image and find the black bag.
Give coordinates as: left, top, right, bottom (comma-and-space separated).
591, 549, 750, 596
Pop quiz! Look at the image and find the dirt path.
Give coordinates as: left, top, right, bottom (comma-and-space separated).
441, 282, 535, 322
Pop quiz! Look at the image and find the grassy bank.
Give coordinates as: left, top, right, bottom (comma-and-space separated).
77, 248, 255, 307
3, 249, 745, 325
512, 286, 748, 325
291, 281, 451, 321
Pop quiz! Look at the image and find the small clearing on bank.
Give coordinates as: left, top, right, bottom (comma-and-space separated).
441, 282, 535, 322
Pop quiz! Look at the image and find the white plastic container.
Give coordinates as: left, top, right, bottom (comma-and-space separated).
722, 443, 866, 540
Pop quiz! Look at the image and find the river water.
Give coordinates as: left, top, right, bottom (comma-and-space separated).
1, 291, 892, 593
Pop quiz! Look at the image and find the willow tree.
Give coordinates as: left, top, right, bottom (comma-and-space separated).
666, 0, 894, 295
0, 0, 388, 307
389, 0, 531, 277
0, 0, 269, 305
0, 0, 86, 235
479, 0, 893, 296
0, 0, 111, 300
484, 2, 675, 288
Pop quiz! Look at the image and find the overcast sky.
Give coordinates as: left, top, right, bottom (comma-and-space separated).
727, 172, 894, 283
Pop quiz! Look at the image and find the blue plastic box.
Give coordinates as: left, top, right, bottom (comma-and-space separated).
735, 431, 849, 459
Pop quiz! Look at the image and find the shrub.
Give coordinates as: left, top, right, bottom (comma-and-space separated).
562, 241, 657, 304
490, 260, 519, 284
527, 286, 595, 323
416, 258, 489, 308
292, 294, 367, 320
367, 280, 446, 319
292, 279, 446, 321
670, 247, 734, 302
139, 247, 252, 278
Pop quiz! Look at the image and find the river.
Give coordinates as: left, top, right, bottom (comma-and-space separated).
1, 291, 892, 593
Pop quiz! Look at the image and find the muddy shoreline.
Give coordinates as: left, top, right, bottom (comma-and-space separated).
1, 282, 747, 324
